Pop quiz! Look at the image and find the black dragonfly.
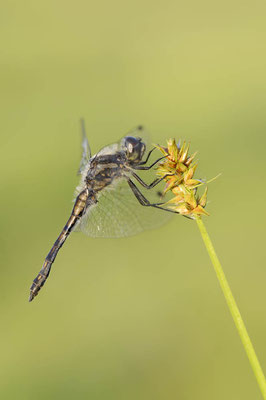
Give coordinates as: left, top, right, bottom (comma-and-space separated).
29, 124, 174, 301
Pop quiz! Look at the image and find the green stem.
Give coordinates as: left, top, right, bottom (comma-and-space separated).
195, 216, 266, 399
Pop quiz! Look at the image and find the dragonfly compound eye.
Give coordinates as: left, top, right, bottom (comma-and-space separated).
123, 136, 146, 163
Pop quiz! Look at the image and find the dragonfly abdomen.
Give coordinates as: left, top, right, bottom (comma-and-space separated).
29, 189, 93, 301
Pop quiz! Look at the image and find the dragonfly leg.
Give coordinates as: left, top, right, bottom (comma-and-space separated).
127, 179, 178, 214
133, 155, 168, 170
138, 147, 155, 165
131, 172, 174, 189
29, 189, 92, 302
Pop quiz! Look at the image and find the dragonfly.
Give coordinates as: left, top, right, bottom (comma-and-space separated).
29, 124, 175, 302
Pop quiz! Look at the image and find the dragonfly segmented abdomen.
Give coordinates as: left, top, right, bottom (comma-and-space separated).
29, 189, 92, 301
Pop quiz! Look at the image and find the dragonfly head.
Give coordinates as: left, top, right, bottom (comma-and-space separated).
122, 136, 146, 163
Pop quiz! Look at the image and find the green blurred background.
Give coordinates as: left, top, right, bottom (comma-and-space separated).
1, 1, 266, 399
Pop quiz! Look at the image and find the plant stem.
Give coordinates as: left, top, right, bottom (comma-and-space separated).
195, 215, 266, 399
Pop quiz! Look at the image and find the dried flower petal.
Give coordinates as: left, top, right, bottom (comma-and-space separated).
199, 187, 208, 207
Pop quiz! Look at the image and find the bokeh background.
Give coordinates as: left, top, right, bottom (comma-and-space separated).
1, 1, 266, 399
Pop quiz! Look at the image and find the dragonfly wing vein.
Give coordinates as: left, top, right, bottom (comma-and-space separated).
74, 178, 172, 238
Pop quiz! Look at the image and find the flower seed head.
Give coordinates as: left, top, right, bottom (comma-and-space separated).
155, 139, 210, 218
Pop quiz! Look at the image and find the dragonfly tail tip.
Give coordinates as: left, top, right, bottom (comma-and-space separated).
28, 293, 34, 302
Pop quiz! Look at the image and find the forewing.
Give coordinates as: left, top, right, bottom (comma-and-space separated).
74, 178, 172, 238
77, 119, 92, 175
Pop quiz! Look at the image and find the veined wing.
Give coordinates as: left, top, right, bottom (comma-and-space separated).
74, 177, 172, 238
78, 119, 92, 175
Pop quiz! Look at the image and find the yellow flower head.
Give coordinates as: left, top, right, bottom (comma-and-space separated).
155, 139, 209, 218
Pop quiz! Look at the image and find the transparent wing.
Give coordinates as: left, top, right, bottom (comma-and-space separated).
74, 177, 173, 238
78, 119, 92, 175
